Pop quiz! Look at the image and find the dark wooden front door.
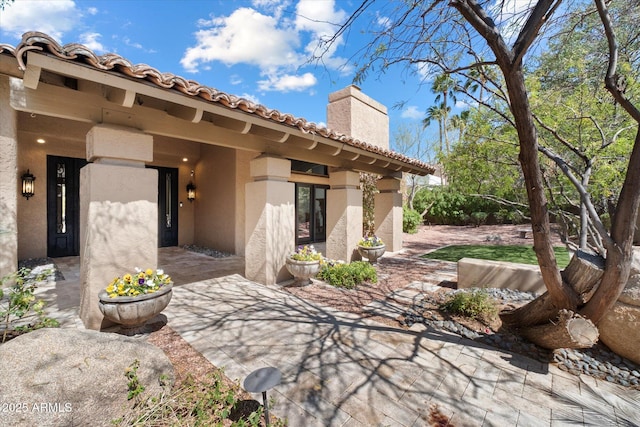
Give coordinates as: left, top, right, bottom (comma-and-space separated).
47, 156, 86, 257
153, 166, 179, 247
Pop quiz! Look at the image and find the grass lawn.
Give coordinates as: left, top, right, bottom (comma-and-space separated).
421, 245, 571, 268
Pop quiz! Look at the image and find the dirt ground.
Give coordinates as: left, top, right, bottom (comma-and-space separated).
284, 224, 564, 325
401, 223, 564, 255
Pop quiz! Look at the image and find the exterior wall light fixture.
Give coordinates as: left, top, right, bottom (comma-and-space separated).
22, 169, 36, 200
186, 181, 196, 202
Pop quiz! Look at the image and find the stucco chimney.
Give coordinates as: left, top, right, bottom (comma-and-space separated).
327, 85, 389, 150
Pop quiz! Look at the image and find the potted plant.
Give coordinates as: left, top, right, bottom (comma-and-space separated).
285, 245, 323, 286
98, 268, 173, 335
357, 235, 386, 264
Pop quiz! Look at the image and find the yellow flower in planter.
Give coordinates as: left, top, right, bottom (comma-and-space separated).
358, 235, 384, 247
290, 245, 323, 261
105, 268, 172, 298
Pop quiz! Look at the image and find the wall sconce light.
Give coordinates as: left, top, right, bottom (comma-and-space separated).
186, 181, 196, 202
21, 169, 35, 200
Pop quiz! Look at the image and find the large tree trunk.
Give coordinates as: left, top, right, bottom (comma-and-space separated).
519, 310, 599, 349
501, 250, 604, 328
562, 249, 605, 301
453, 0, 579, 330
501, 68, 579, 312
581, 129, 640, 323
500, 254, 603, 348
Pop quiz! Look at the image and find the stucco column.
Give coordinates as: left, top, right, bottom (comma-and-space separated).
0, 76, 18, 279
326, 170, 362, 262
79, 125, 157, 330
245, 154, 295, 285
374, 174, 403, 252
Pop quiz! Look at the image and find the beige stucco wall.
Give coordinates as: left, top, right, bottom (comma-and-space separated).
193, 144, 239, 253
234, 150, 256, 255
0, 76, 18, 278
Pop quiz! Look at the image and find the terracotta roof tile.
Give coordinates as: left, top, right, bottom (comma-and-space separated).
1, 32, 434, 173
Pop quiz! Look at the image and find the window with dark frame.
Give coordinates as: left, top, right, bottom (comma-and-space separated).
295, 183, 328, 244
291, 160, 328, 176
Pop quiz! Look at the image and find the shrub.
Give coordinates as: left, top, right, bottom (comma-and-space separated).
439, 289, 497, 320
113, 368, 284, 426
413, 186, 528, 225
318, 261, 377, 289
470, 211, 489, 227
1, 267, 59, 343
403, 207, 422, 234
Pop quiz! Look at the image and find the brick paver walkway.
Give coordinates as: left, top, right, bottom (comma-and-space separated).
37, 246, 640, 426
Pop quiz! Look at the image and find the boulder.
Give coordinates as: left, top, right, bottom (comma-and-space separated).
618, 274, 640, 306
598, 273, 640, 366
0, 328, 174, 427
598, 302, 640, 365
630, 247, 640, 276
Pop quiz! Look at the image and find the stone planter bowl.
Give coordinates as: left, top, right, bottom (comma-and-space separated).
285, 258, 321, 286
98, 284, 173, 334
357, 244, 386, 264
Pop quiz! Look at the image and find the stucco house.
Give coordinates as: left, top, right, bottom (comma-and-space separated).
0, 32, 433, 330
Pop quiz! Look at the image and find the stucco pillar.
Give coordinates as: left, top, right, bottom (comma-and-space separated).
79, 125, 157, 330
245, 154, 295, 285
374, 174, 403, 252
326, 170, 362, 262
0, 76, 18, 279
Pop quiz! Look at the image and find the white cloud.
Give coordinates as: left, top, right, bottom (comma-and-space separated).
376, 13, 391, 30
258, 72, 317, 92
239, 92, 261, 105
181, 1, 349, 94
493, 0, 535, 41
230, 74, 243, 85
294, 0, 348, 70
87, 7, 98, 15
456, 99, 475, 109
0, 0, 79, 41
79, 32, 104, 53
401, 106, 424, 120
181, 7, 300, 73
252, 0, 291, 20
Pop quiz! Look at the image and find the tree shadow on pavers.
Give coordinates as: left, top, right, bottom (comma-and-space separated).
162, 275, 582, 427
551, 378, 640, 426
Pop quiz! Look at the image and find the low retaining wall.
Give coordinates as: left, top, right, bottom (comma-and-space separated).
457, 257, 545, 294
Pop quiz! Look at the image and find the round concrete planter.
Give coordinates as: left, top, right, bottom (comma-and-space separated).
285, 258, 321, 286
98, 284, 173, 334
357, 245, 386, 264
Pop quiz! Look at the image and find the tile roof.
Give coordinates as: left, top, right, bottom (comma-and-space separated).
0, 32, 433, 173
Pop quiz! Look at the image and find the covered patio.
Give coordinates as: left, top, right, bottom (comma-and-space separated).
0, 32, 433, 330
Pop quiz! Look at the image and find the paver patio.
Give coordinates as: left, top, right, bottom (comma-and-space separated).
32, 245, 640, 426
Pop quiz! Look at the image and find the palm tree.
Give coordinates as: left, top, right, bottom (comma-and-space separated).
423, 103, 450, 153
464, 64, 499, 103
429, 74, 460, 153
449, 110, 470, 146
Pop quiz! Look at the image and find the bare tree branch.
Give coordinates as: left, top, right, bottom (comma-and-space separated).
512, 0, 562, 66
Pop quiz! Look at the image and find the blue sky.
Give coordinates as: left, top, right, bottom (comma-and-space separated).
0, 0, 445, 150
